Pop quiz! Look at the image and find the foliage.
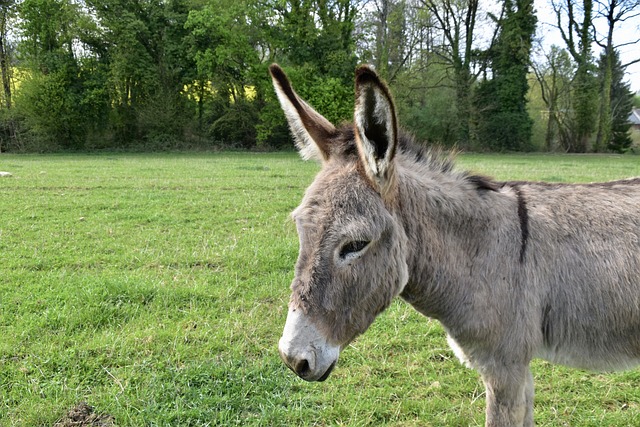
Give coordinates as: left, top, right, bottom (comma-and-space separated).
14, 0, 100, 150
185, 0, 263, 147
475, 0, 536, 151
13, 63, 103, 150
257, 64, 354, 146
0, 0, 637, 151
186, 0, 259, 97
419, 0, 487, 148
253, 0, 357, 145
0, 105, 25, 151
0, 0, 17, 114
90, 0, 196, 146
393, 64, 459, 147
530, 46, 576, 151
273, 0, 357, 79
602, 50, 634, 153
136, 87, 193, 149
552, 0, 600, 152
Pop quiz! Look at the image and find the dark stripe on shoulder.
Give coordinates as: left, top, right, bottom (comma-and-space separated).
541, 304, 553, 347
514, 186, 529, 263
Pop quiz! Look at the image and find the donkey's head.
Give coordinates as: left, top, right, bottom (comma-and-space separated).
271, 64, 409, 382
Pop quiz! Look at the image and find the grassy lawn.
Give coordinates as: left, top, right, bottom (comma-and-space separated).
1, 152, 639, 426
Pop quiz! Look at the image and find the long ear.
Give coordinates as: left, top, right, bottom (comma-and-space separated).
269, 64, 336, 161
354, 65, 398, 194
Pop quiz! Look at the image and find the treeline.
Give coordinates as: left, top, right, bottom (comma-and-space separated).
0, 0, 637, 152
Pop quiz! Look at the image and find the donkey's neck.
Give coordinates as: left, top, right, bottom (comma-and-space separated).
394, 155, 522, 322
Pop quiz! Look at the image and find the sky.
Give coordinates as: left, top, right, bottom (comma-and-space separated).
534, 0, 640, 93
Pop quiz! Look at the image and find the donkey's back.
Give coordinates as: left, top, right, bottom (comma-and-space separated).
519, 178, 640, 372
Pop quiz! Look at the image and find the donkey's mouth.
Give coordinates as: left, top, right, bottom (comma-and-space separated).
317, 361, 336, 382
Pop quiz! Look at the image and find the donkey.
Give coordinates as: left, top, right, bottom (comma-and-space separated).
270, 63, 640, 426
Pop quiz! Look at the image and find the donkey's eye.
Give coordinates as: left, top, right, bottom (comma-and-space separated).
339, 241, 370, 259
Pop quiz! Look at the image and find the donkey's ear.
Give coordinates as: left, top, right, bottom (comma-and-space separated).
269, 64, 336, 161
354, 65, 398, 194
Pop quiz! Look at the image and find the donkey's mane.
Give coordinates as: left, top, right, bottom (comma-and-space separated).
397, 132, 455, 174
396, 129, 500, 192
332, 123, 498, 193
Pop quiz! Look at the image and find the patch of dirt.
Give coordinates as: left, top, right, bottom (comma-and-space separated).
53, 402, 115, 427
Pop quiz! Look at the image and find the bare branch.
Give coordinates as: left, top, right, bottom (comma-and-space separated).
615, 37, 640, 48
553, 0, 580, 60
622, 57, 640, 68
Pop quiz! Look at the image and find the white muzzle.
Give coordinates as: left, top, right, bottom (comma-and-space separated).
278, 308, 341, 381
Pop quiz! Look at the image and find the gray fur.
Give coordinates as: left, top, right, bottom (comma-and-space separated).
270, 64, 640, 427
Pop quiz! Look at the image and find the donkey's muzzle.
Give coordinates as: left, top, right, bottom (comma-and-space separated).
279, 347, 336, 382
279, 308, 340, 382
317, 361, 336, 382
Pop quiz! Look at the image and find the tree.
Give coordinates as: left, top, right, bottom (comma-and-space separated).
418, 0, 489, 147
416, 0, 516, 148
475, 0, 537, 151
85, 0, 197, 146
358, 0, 428, 83
185, 0, 262, 146
592, 0, 640, 151
253, 0, 358, 146
16, 0, 92, 149
553, 0, 598, 152
531, 45, 574, 151
394, 62, 459, 146
601, 50, 634, 152
0, 0, 15, 110
11, 0, 200, 150
269, 0, 357, 79
0, 0, 17, 152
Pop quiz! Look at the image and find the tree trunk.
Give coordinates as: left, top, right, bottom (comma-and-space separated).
554, 0, 596, 152
0, 10, 11, 110
545, 91, 557, 151
594, 50, 613, 152
594, 0, 619, 152
455, 67, 471, 147
374, 0, 390, 77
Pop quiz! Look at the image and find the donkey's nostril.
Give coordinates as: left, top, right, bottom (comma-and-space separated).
294, 358, 310, 376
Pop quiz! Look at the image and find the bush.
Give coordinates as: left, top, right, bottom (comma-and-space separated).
0, 108, 27, 152
137, 88, 192, 149
208, 99, 258, 148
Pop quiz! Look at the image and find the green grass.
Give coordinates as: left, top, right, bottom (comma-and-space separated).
0, 152, 639, 426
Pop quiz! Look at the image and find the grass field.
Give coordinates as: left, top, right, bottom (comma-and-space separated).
1, 152, 639, 426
